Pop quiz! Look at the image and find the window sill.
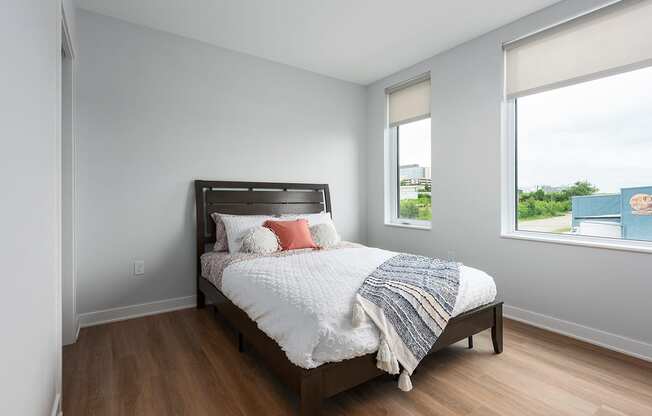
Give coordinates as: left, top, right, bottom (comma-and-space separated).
501, 230, 652, 254
384, 221, 431, 231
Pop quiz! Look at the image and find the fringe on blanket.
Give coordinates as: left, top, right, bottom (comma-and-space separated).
352, 300, 413, 392
377, 337, 412, 391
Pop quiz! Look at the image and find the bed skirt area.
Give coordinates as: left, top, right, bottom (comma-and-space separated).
198, 277, 503, 416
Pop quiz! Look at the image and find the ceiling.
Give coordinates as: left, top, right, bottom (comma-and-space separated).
76, 0, 561, 85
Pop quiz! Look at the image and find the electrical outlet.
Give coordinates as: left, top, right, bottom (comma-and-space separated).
134, 260, 145, 276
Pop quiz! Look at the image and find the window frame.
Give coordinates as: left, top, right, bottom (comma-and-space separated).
500, 96, 652, 254
384, 118, 432, 230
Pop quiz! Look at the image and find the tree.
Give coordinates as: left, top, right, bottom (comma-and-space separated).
566, 181, 598, 196
532, 189, 546, 201
399, 199, 419, 218
517, 180, 598, 220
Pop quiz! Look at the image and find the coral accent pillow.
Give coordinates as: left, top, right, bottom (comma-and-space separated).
264, 219, 317, 251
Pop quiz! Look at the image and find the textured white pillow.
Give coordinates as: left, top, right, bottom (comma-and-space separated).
219, 214, 277, 253
241, 227, 280, 254
282, 212, 332, 227
310, 221, 341, 248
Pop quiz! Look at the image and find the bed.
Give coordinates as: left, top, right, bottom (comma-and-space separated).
195, 180, 503, 416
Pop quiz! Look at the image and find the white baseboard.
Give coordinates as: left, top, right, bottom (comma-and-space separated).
504, 304, 652, 362
75, 298, 652, 362
78, 295, 196, 328
50, 393, 61, 416
62, 316, 80, 346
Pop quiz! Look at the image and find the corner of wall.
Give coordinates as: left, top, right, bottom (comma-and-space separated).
62, 0, 77, 52
360, 84, 372, 246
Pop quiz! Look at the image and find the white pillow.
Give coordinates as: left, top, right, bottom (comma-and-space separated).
241, 227, 280, 254
219, 214, 277, 253
282, 212, 332, 227
309, 220, 341, 248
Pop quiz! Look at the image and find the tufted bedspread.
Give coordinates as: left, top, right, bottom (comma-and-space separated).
200, 244, 496, 369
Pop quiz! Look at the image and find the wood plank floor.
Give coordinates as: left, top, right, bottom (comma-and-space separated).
63, 308, 652, 416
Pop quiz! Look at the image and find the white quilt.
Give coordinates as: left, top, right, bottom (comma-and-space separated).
221, 247, 496, 369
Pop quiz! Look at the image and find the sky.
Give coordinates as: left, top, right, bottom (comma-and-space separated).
517, 66, 652, 194
399, 117, 431, 168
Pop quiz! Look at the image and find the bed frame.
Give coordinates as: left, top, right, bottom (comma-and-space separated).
195, 180, 503, 416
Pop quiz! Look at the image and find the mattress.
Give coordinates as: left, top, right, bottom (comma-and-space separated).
200, 245, 496, 369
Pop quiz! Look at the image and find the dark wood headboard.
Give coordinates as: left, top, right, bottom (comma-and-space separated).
194, 180, 331, 290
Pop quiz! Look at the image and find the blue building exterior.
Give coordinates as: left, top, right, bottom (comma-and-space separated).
571, 194, 620, 227
571, 186, 652, 241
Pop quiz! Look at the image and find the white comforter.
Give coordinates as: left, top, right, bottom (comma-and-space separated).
221, 247, 496, 369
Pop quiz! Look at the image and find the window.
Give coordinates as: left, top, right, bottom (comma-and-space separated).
397, 119, 431, 222
503, 1, 652, 251
385, 74, 431, 228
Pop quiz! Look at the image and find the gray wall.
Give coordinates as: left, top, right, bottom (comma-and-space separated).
62, 52, 76, 345
0, 1, 62, 413
76, 11, 367, 314
365, 0, 652, 351
63, 0, 77, 51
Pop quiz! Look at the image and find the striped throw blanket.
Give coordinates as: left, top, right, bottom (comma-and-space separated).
352, 253, 460, 391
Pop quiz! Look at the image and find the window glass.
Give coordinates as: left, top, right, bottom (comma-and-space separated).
398, 118, 431, 221
516, 66, 652, 241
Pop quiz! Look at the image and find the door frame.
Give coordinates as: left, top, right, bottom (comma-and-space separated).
60, 3, 77, 348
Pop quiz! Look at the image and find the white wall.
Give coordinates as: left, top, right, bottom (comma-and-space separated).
76, 11, 367, 316
62, 51, 77, 345
63, 0, 77, 51
366, 0, 652, 358
0, 1, 62, 414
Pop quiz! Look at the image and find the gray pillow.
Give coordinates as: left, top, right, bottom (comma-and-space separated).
210, 213, 228, 252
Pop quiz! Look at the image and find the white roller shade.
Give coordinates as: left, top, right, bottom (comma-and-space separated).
387, 76, 430, 127
505, 0, 652, 99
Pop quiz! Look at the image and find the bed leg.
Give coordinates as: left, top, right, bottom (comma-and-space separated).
468, 336, 473, 349
197, 291, 206, 309
300, 370, 322, 416
492, 303, 503, 354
